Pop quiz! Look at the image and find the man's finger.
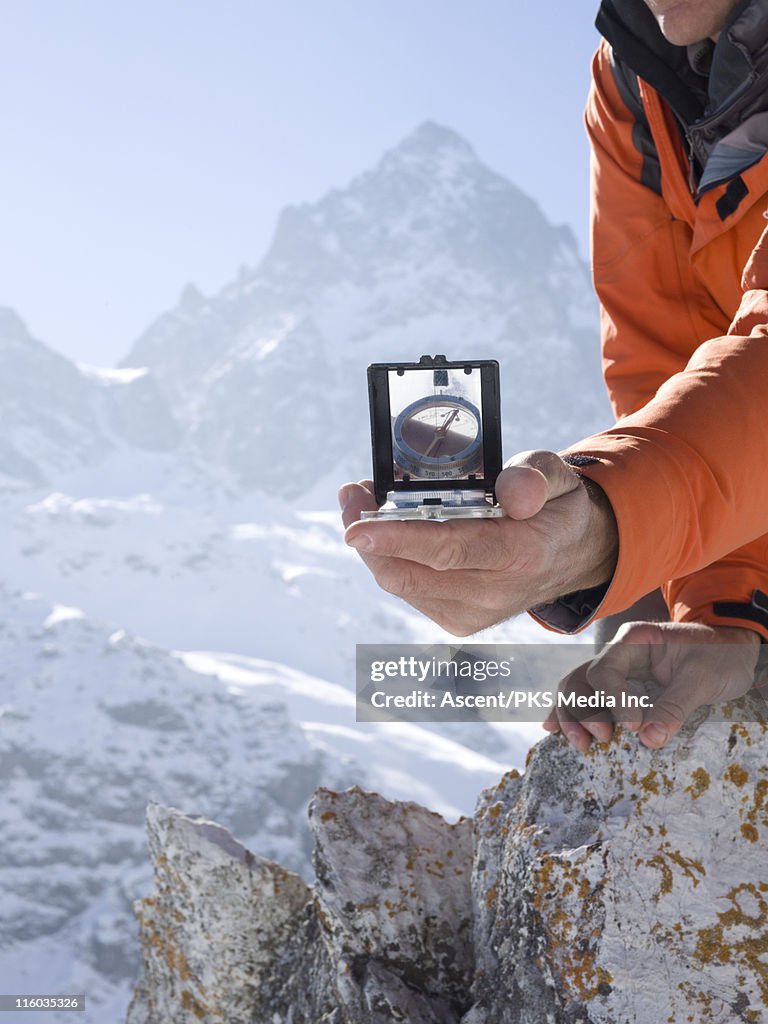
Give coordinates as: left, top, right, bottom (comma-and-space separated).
586, 641, 656, 731
344, 515, 514, 572
542, 704, 560, 733
556, 661, 613, 747
338, 480, 377, 529
340, 522, 523, 632
497, 450, 582, 520
638, 675, 707, 749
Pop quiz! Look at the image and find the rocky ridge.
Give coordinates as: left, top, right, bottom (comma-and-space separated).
129, 698, 768, 1023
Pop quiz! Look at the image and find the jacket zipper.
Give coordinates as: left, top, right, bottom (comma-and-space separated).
682, 71, 760, 197
686, 135, 698, 197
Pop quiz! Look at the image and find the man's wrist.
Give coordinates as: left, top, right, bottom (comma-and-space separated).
528, 473, 618, 629
575, 475, 619, 591
714, 624, 762, 646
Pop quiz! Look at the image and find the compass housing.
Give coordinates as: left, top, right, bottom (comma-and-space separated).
366, 355, 502, 517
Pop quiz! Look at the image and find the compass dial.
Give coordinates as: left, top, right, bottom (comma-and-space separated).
393, 395, 482, 480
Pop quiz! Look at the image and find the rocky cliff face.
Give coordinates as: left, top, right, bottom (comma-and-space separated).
128, 699, 768, 1024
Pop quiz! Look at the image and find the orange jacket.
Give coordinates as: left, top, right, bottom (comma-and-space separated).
541, 31, 768, 639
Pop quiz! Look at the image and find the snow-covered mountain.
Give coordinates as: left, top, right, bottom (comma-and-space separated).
0, 311, 180, 490
0, 121, 607, 496
123, 121, 605, 498
0, 310, 107, 486
0, 121, 605, 1022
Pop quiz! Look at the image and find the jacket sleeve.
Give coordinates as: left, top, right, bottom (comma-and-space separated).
536, 41, 768, 638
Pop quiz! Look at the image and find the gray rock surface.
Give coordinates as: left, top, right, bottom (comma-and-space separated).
129, 700, 768, 1023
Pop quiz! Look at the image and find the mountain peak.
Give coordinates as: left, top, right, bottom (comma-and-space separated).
254, 118, 554, 296
0, 307, 32, 341
391, 120, 477, 160
376, 121, 479, 181
178, 282, 205, 314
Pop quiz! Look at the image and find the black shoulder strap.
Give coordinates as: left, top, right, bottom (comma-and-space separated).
608, 50, 663, 194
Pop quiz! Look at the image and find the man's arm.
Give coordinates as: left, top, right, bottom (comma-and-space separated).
559, 240, 768, 623
559, 40, 768, 636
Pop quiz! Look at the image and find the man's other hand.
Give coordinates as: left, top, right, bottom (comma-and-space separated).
543, 621, 761, 752
337, 450, 618, 636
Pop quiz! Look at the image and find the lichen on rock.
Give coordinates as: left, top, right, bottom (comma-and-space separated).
128, 696, 768, 1023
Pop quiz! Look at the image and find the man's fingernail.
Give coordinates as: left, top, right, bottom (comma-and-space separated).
644, 723, 667, 746
347, 534, 373, 552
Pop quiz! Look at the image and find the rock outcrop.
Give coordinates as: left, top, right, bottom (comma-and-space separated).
128, 700, 768, 1023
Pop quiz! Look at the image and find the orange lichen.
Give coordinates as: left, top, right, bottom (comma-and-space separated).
695, 882, 768, 1005
485, 881, 498, 910
729, 723, 754, 747
383, 896, 411, 918
646, 854, 674, 896
639, 769, 660, 794
741, 823, 759, 843
724, 764, 749, 788
665, 850, 705, 885
531, 853, 611, 1002
685, 767, 711, 799
142, 917, 193, 983
180, 989, 208, 1020
641, 845, 705, 899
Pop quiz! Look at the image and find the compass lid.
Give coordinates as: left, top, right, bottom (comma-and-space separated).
366, 355, 502, 507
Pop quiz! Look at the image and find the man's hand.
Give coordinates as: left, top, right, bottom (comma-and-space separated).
543, 621, 761, 752
338, 450, 618, 636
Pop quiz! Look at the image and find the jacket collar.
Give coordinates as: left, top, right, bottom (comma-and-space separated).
595, 0, 768, 126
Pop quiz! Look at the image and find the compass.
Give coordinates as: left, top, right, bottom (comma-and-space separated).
393, 394, 483, 480
365, 355, 503, 519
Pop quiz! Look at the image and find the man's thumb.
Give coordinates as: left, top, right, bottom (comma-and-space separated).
496, 450, 581, 520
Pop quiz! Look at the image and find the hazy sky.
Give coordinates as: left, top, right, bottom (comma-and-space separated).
3, 2, 600, 365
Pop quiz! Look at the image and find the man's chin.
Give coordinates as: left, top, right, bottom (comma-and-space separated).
656, 15, 708, 46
